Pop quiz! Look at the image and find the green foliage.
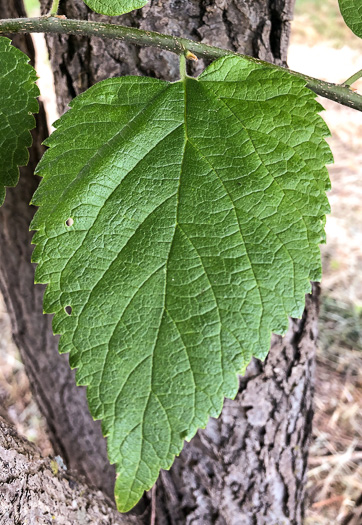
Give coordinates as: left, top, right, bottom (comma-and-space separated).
31, 55, 332, 511
0, 37, 39, 206
23, 0, 40, 17
83, 0, 147, 16
339, 0, 362, 38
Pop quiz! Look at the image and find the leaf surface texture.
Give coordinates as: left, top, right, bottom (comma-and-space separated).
83, 0, 147, 15
31, 56, 332, 511
0, 37, 39, 205
339, 0, 362, 38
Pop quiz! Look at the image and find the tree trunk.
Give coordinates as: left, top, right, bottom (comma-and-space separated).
0, 415, 135, 524
43, 0, 295, 113
1, 1, 319, 523
0, 0, 116, 500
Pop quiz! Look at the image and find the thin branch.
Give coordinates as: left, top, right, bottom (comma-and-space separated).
342, 69, 362, 87
308, 451, 362, 466
0, 16, 362, 112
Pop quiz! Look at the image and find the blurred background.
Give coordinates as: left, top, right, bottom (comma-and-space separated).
0, 1, 361, 523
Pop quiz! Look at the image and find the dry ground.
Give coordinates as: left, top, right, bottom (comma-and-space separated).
289, 2, 362, 522
0, 1, 361, 523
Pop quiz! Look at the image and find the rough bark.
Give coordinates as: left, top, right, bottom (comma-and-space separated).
1, 1, 319, 524
42, 0, 296, 113
0, 0, 116, 500
0, 416, 136, 525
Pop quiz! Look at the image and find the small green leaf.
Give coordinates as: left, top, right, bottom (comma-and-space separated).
339, 0, 362, 38
31, 56, 332, 512
83, 0, 147, 16
0, 37, 39, 205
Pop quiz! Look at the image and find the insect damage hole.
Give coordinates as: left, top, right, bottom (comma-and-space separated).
65, 306, 72, 315
65, 218, 74, 227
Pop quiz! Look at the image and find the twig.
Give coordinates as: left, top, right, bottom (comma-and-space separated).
312, 495, 345, 509
309, 451, 362, 466
0, 16, 361, 112
342, 69, 362, 88
319, 441, 358, 501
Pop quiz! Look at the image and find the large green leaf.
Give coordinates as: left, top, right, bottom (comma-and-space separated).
339, 0, 362, 38
31, 56, 332, 512
83, 0, 147, 16
0, 37, 39, 205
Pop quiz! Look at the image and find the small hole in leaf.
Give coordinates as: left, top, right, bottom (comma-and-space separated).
65, 306, 72, 315
65, 218, 74, 227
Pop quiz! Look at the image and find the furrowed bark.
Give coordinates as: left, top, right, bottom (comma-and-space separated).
3, 1, 318, 523
0, 416, 135, 525
0, 0, 116, 500
41, 0, 296, 113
